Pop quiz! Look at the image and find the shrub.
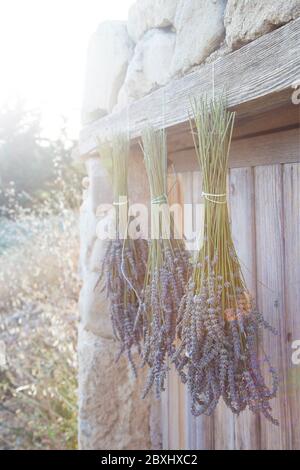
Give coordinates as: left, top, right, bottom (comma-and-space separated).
0, 162, 81, 449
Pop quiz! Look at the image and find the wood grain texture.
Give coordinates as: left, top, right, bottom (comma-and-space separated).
171, 127, 300, 172
177, 372, 187, 450
162, 162, 300, 450
167, 364, 181, 450
213, 399, 235, 450
229, 167, 260, 450
192, 172, 214, 450
79, 18, 300, 157
163, 173, 191, 451
167, 103, 299, 154
184, 171, 198, 450
213, 173, 236, 450
162, 171, 214, 450
161, 373, 169, 450
283, 163, 300, 450
255, 165, 292, 449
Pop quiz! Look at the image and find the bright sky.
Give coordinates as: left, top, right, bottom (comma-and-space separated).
0, 0, 134, 138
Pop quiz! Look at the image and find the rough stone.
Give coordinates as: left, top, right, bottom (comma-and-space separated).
170, 0, 226, 77
78, 327, 153, 450
225, 0, 300, 50
81, 21, 134, 124
79, 158, 113, 338
78, 156, 160, 449
127, 0, 178, 43
117, 28, 175, 109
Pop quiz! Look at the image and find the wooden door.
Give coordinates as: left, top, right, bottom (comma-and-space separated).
162, 123, 300, 450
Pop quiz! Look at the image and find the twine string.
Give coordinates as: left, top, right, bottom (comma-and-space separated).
202, 191, 227, 204
151, 194, 168, 205
113, 199, 128, 206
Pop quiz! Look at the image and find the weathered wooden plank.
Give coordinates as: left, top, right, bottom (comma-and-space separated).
229, 167, 260, 450
167, 103, 299, 154
167, 364, 181, 450
177, 372, 187, 450
161, 383, 169, 449
171, 127, 300, 172
162, 175, 183, 451
79, 18, 300, 157
185, 391, 197, 450
225, 128, 300, 169
184, 171, 214, 450
283, 163, 300, 450
191, 171, 214, 450
232, 104, 300, 140
160, 162, 300, 450
255, 165, 292, 449
213, 399, 235, 450
213, 173, 236, 450
183, 171, 198, 450
163, 170, 213, 450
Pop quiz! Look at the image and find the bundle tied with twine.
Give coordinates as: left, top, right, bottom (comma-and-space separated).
139, 126, 190, 398
173, 96, 279, 424
96, 133, 148, 376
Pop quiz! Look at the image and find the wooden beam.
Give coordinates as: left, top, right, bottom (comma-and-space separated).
79, 17, 300, 158
167, 102, 299, 153
170, 127, 300, 172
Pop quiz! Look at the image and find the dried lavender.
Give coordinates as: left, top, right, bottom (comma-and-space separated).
174, 96, 279, 425
140, 127, 190, 398
96, 134, 148, 375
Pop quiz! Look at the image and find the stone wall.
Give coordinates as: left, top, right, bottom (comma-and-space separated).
79, 0, 300, 450
78, 152, 159, 450
82, 0, 300, 124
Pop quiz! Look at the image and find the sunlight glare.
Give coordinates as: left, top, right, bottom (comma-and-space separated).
0, 0, 134, 137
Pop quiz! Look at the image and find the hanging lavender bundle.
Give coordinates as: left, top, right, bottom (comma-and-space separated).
97, 134, 148, 375
173, 96, 279, 424
139, 127, 190, 398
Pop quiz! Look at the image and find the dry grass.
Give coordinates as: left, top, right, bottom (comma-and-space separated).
0, 197, 80, 449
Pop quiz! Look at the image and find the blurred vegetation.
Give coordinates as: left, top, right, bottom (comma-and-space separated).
0, 101, 83, 449
0, 100, 84, 212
